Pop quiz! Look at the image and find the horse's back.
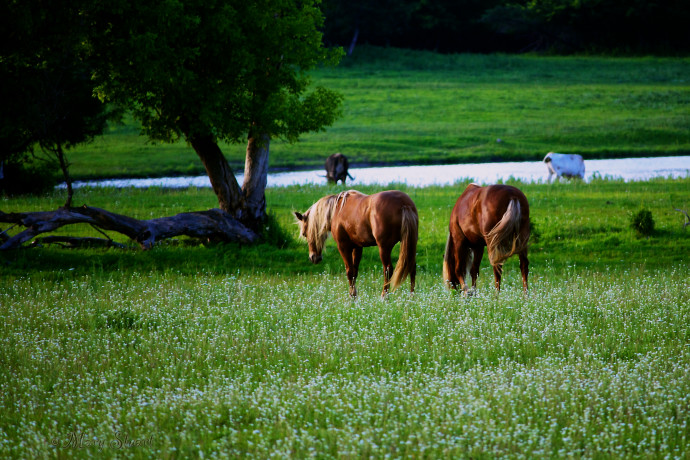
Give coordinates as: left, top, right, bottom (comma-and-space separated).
370, 190, 416, 209
336, 190, 416, 247
453, 184, 529, 239
480, 185, 529, 213
369, 191, 417, 225
478, 185, 529, 228
369, 191, 418, 247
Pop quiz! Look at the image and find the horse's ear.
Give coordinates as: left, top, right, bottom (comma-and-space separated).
294, 211, 303, 221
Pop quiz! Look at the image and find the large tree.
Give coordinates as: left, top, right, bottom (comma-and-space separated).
1, 0, 342, 249
88, 0, 342, 230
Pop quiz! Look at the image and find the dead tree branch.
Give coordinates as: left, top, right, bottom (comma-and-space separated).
0, 205, 258, 250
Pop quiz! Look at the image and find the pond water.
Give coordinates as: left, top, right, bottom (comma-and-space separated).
70, 156, 689, 189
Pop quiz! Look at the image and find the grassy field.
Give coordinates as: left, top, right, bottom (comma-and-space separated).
67, 47, 690, 180
1, 178, 689, 457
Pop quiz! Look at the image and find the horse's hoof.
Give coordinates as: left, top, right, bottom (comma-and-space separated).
462, 288, 477, 298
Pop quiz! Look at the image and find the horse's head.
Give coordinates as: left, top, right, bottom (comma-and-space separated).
294, 208, 325, 264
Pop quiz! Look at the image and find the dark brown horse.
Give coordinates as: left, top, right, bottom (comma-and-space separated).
443, 184, 530, 295
295, 190, 418, 297
325, 153, 354, 184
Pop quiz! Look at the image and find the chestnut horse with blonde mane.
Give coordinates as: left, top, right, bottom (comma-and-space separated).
443, 184, 530, 295
295, 190, 418, 297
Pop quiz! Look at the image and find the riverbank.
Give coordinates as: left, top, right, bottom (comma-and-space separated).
64, 156, 690, 189
66, 48, 690, 181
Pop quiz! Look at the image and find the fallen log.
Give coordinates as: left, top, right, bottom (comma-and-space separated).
0, 205, 258, 250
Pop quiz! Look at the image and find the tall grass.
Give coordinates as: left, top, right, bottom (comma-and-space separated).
1, 179, 689, 457
67, 48, 690, 179
1, 267, 688, 458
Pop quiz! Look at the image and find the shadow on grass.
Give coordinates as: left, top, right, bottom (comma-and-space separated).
0, 242, 333, 279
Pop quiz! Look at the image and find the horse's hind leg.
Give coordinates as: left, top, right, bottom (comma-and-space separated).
492, 264, 503, 293
410, 262, 416, 294
378, 245, 393, 297
519, 251, 529, 293
469, 247, 484, 295
454, 243, 472, 296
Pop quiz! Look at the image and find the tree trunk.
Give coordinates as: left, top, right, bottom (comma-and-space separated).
189, 134, 244, 217
242, 133, 270, 230
189, 131, 270, 231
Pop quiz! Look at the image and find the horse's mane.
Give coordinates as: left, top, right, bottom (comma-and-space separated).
303, 191, 358, 253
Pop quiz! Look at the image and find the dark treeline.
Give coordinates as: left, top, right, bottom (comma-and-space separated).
322, 0, 690, 55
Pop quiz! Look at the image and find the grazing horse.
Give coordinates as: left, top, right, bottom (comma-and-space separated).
325, 153, 354, 184
443, 184, 530, 295
294, 190, 418, 297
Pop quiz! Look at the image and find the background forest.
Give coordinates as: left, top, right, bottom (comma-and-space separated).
321, 0, 690, 55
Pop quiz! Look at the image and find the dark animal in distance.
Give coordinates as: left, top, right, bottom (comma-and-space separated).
325, 153, 354, 184
443, 184, 530, 296
295, 190, 418, 298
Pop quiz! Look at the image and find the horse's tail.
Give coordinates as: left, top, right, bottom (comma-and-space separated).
442, 231, 455, 289
390, 206, 418, 291
485, 199, 528, 267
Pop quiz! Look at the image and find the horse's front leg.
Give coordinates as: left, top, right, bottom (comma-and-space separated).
469, 247, 484, 296
338, 242, 359, 298
378, 245, 393, 298
350, 246, 363, 298
453, 243, 471, 296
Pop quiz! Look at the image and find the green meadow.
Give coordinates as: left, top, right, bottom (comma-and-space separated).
68, 47, 690, 179
3, 46, 690, 458
1, 177, 689, 457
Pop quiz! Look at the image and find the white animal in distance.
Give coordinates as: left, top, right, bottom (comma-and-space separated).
543, 152, 585, 182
